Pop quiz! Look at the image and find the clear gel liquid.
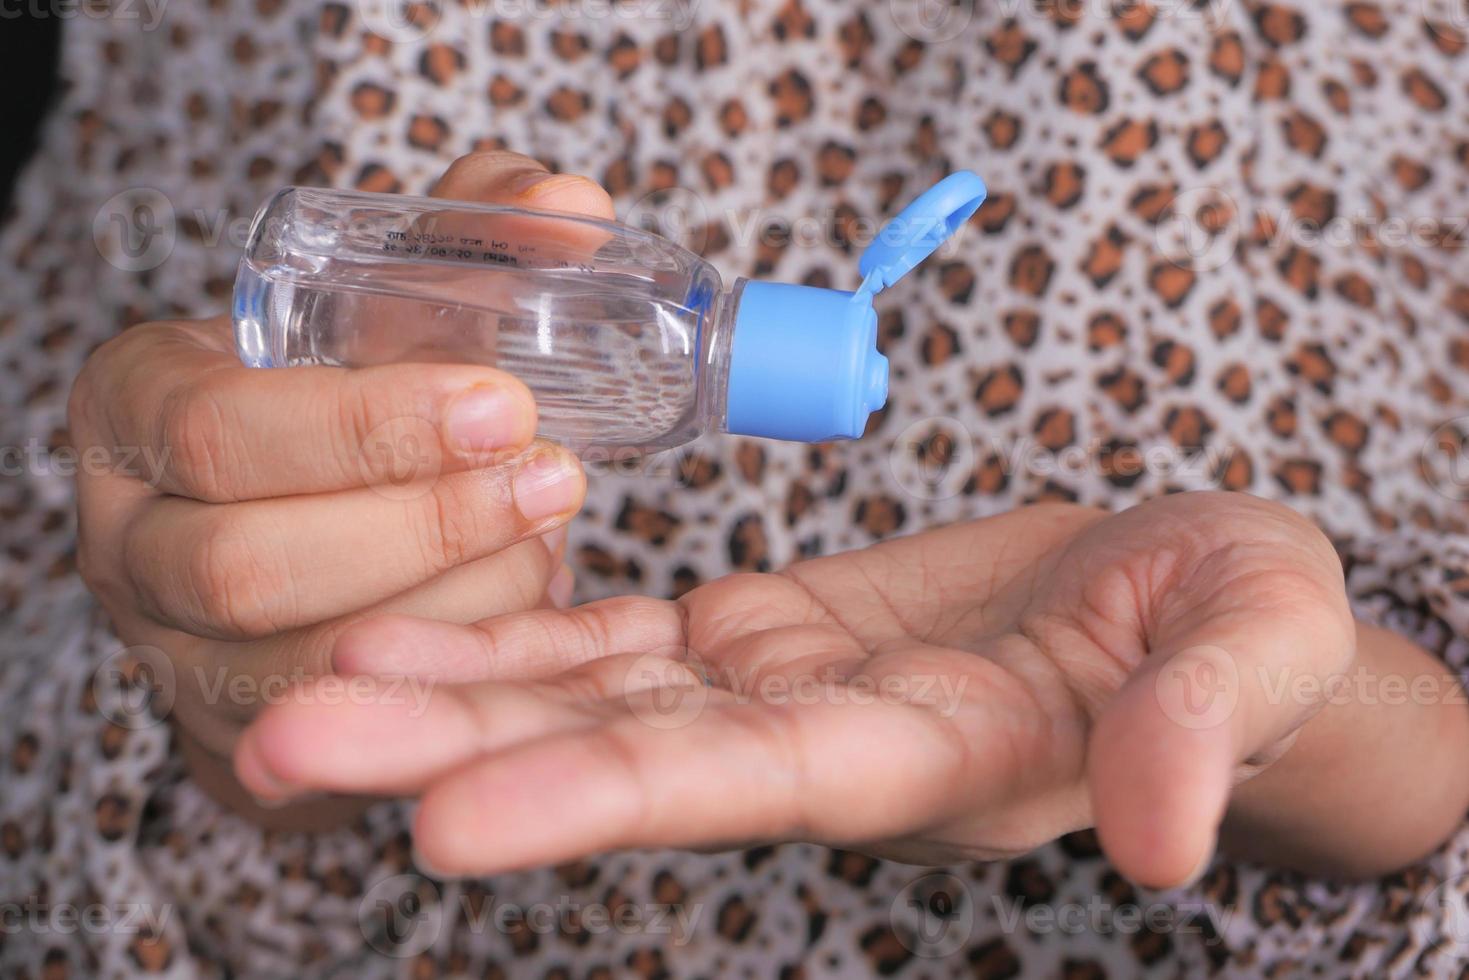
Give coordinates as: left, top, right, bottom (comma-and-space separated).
234, 188, 730, 452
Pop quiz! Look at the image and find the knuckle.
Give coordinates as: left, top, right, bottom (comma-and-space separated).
67, 329, 145, 443
181, 517, 289, 639
570, 602, 625, 652
157, 384, 239, 502
417, 478, 480, 573
324, 378, 380, 483
256, 627, 333, 698
69, 323, 163, 433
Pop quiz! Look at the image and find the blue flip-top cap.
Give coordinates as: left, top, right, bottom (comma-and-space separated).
725, 171, 987, 442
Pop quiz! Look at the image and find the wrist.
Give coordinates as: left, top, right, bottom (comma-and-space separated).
1221, 621, 1469, 877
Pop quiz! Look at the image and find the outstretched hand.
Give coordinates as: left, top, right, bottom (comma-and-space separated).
235, 492, 1356, 886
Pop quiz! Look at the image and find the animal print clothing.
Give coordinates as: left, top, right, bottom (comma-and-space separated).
5, 0, 1469, 976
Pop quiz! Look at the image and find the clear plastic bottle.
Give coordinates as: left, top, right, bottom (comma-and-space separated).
233, 172, 986, 454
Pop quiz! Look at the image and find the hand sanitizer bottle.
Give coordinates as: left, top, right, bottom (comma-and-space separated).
233, 172, 986, 454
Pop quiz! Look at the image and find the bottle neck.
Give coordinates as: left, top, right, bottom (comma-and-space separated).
699, 277, 747, 437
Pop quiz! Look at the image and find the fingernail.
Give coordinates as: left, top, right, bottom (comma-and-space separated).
444, 384, 531, 456
547, 564, 575, 609
508, 168, 556, 197
542, 524, 568, 560
512, 448, 583, 524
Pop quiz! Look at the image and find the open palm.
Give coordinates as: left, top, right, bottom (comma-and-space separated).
236, 491, 1354, 887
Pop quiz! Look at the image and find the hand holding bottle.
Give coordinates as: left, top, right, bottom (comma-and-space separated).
69, 153, 607, 824
235, 162, 984, 454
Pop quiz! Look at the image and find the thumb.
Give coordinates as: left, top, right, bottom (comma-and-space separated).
1086, 592, 1355, 889
431, 150, 616, 219
421, 150, 610, 564
1087, 642, 1241, 889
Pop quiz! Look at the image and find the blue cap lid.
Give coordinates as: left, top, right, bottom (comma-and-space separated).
725, 171, 986, 442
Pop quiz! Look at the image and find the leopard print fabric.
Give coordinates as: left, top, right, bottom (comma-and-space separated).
6, 0, 1469, 976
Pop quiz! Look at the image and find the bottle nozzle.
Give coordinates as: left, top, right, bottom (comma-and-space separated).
724, 171, 985, 444
866, 352, 889, 415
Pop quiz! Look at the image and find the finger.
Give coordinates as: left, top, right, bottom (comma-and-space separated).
236, 644, 973, 851
232, 650, 685, 801
252, 534, 564, 683
330, 563, 842, 684
1087, 569, 1356, 889
232, 670, 605, 802
330, 594, 685, 682
125, 443, 585, 640
430, 150, 616, 219
93, 319, 540, 502
410, 694, 967, 876
426, 151, 617, 266
364, 531, 560, 625
160, 536, 566, 758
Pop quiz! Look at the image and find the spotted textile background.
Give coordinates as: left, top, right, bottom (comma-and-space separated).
5, 0, 1469, 975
